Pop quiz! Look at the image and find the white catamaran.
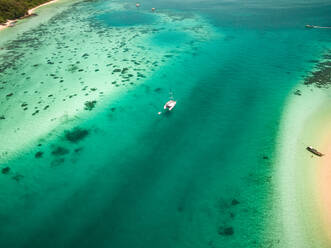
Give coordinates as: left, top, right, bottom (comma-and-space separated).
158, 92, 177, 114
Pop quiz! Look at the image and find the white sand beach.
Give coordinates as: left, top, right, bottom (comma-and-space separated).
276, 84, 331, 247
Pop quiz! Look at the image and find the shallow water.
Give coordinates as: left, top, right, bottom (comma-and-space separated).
0, 0, 330, 247
96, 10, 158, 27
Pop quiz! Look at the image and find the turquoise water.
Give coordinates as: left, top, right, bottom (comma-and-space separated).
0, 0, 330, 247
96, 11, 158, 27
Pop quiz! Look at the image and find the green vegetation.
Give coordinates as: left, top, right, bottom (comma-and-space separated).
0, 0, 51, 23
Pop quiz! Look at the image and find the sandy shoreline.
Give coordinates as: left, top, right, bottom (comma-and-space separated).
0, 0, 58, 32
316, 123, 331, 242
276, 83, 331, 247
28, 0, 59, 15
0, 20, 16, 31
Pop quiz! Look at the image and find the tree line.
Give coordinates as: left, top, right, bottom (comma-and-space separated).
0, 0, 51, 23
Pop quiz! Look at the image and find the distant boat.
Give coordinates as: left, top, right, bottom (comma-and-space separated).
305, 25, 315, 28
305, 25, 331, 29
164, 100, 176, 111
158, 91, 176, 115
306, 146, 324, 157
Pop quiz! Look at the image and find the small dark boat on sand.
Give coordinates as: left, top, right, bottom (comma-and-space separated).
306, 146, 324, 157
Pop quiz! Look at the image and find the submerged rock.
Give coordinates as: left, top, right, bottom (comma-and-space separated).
304, 53, 331, 88
231, 199, 240, 206
51, 146, 69, 156
35, 151, 43, 158
65, 127, 89, 143
84, 100, 97, 111
177, 206, 184, 212
121, 68, 129, 74
1, 167, 10, 174
74, 147, 83, 153
294, 89, 302, 96
51, 158, 65, 167
218, 226, 234, 236
137, 72, 145, 78
32, 110, 39, 116
12, 174, 24, 182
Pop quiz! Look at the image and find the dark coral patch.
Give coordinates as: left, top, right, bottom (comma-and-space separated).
84, 100, 97, 111
12, 173, 24, 182
231, 199, 240, 206
304, 53, 331, 88
218, 226, 234, 236
51, 146, 69, 156
294, 89, 301, 96
74, 147, 83, 153
65, 127, 89, 143
35, 151, 43, 158
1, 167, 10, 174
51, 158, 65, 167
